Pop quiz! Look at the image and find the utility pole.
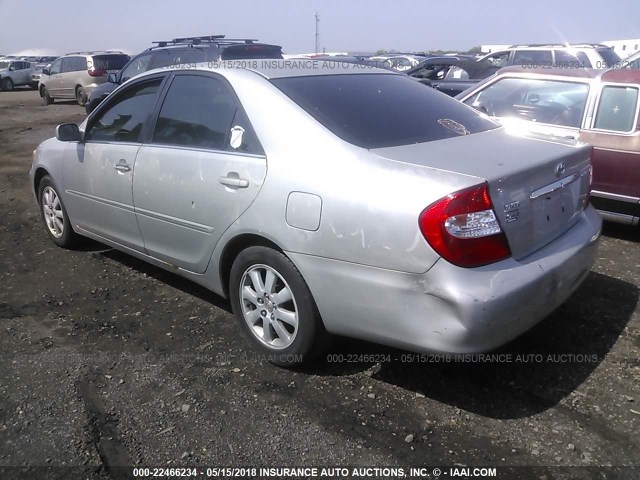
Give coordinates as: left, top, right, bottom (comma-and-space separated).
315, 12, 320, 54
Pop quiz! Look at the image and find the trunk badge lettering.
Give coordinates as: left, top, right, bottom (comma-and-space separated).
555, 162, 566, 177
504, 201, 520, 223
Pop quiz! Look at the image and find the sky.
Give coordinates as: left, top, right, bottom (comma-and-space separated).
1, 0, 639, 56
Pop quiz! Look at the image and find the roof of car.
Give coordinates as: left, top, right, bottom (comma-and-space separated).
600, 68, 640, 83
490, 66, 640, 84
247, 59, 395, 79
507, 43, 612, 49
63, 51, 128, 56
491, 65, 604, 79
136, 60, 395, 82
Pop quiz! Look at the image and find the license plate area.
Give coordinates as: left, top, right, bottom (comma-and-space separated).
531, 173, 583, 236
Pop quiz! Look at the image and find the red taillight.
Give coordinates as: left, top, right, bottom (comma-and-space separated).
88, 68, 107, 77
419, 183, 511, 268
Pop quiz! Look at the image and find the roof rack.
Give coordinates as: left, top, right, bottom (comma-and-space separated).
150, 35, 259, 49
64, 50, 127, 55
508, 43, 610, 49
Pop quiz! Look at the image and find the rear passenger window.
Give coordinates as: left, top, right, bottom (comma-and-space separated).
594, 86, 639, 132
554, 50, 591, 67
513, 50, 553, 66
74, 57, 87, 71
153, 75, 252, 152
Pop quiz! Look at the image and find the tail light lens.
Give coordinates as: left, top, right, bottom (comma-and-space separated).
88, 68, 107, 77
419, 183, 511, 268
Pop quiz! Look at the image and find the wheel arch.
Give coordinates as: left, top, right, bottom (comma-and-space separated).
218, 233, 284, 298
33, 167, 51, 203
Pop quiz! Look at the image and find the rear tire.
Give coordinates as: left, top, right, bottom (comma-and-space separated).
229, 246, 331, 366
41, 86, 53, 105
76, 86, 87, 106
0, 77, 14, 91
38, 176, 80, 248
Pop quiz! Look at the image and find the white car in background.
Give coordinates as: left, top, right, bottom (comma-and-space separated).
369, 54, 424, 71
0, 59, 35, 90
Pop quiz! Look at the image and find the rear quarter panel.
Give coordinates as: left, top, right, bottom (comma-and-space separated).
208, 69, 484, 275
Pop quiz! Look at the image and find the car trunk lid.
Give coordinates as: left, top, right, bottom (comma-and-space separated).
372, 128, 591, 260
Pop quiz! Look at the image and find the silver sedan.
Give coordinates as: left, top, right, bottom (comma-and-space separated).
29, 61, 602, 365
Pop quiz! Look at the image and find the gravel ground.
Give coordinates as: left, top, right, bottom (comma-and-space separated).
0, 89, 638, 480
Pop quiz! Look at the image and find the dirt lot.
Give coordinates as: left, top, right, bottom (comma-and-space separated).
0, 89, 639, 480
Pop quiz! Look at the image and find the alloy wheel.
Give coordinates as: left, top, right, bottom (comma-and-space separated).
239, 264, 299, 349
42, 186, 64, 238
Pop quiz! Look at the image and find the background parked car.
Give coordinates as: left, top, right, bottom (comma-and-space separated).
479, 43, 622, 69
405, 56, 497, 96
624, 50, 640, 69
368, 54, 425, 71
0, 59, 35, 90
85, 35, 283, 113
30, 56, 58, 89
457, 66, 640, 226
39, 51, 130, 106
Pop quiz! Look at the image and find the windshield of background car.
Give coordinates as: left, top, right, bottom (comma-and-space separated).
597, 48, 622, 67
0, 62, 9, 69
463, 77, 590, 128
271, 73, 499, 148
121, 53, 153, 82
91, 55, 130, 71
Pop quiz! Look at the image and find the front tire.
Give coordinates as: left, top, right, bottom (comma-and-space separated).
38, 176, 80, 248
0, 77, 14, 91
229, 246, 331, 366
41, 86, 53, 105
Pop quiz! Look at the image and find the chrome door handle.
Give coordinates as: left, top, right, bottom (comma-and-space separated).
114, 161, 131, 172
219, 176, 249, 188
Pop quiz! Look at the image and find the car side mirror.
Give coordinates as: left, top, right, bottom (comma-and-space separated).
9, 65, 15, 71
42, 67, 50, 75
107, 72, 118, 83
56, 123, 82, 142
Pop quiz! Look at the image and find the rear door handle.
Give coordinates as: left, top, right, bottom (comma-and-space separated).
114, 160, 131, 172
219, 175, 249, 188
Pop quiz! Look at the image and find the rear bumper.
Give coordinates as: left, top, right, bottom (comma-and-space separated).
288, 206, 602, 353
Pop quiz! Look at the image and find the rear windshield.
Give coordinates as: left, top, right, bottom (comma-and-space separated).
271, 74, 498, 148
596, 48, 622, 68
91, 54, 130, 70
221, 45, 283, 60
